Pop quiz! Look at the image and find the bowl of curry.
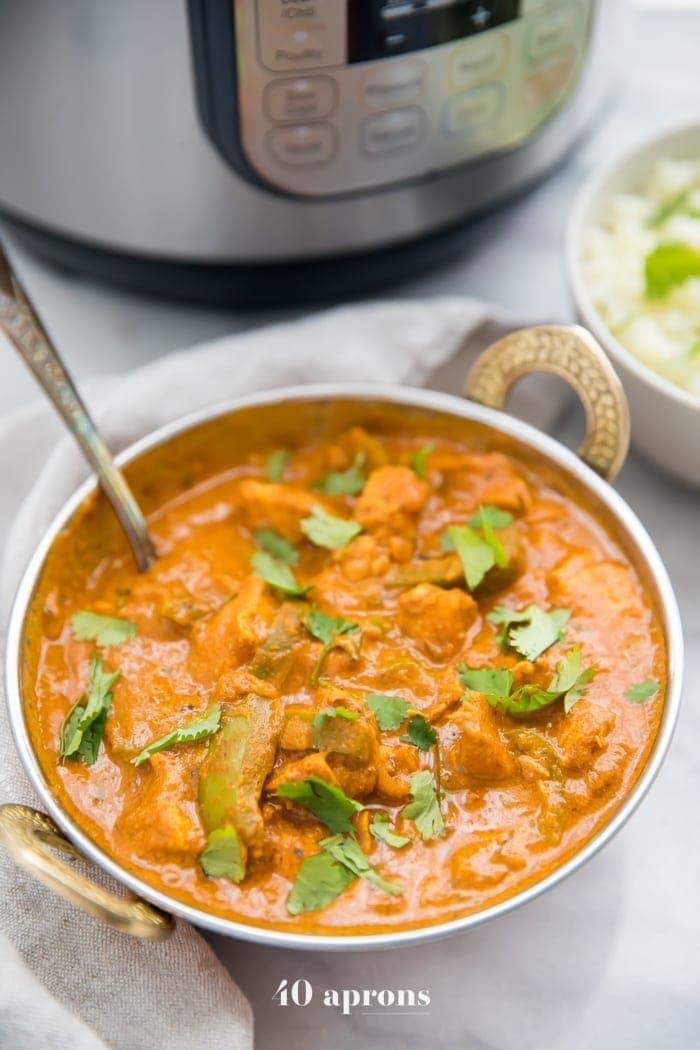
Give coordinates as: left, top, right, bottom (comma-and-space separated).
1, 326, 683, 950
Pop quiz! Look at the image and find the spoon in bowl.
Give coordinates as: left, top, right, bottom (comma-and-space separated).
0, 241, 157, 571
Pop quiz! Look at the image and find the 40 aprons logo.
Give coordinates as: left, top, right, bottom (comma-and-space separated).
273, 978, 431, 1016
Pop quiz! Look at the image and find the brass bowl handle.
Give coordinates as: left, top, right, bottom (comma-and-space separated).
0, 804, 174, 941
465, 324, 630, 482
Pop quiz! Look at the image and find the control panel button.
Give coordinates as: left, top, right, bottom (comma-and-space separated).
257, 0, 347, 71
443, 83, 504, 136
520, 46, 577, 107
361, 107, 426, 155
362, 60, 426, 109
449, 34, 507, 91
265, 76, 337, 121
267, 122, 337, 165
526, 3, 581, 62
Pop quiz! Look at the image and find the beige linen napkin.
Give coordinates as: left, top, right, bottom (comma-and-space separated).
0, 298, 566, 1048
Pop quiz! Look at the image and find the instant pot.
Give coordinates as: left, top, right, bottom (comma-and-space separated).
0, 1, 618, 304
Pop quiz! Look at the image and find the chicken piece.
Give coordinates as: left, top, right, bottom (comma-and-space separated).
442, 452, 533, 514
238, 479, 316, 540
279, 705, 315, 751
441, 696, 517, 786
557, 701, 616, 772
340, 426, 389, 471
354, 466, 430, 535
375, 743, 420, 802
336, 534, 391, 582
193, 575, 274, 678
397, 582, 478, 660
266, 752, 339, 792
198, 694, 283, 859
548, 555, 643, 623
328, 757, 377, 799
122, 753, 205, 859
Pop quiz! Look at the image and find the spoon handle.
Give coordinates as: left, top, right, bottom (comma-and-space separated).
0, 244, 157, 572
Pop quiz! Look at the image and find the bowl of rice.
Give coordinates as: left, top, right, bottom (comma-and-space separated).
567, 121, 700, 486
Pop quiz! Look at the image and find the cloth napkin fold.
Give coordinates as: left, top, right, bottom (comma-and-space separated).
0, 298, 565, 1049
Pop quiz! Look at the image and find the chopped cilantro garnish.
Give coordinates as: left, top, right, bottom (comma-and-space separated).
411, 444, 435, 480
71, 610, 136, 647
467, 505, 514, 529
483, 647, 596, 717
59, 655, 120, 765
300, 504, 362, 550
250, 549, 310, 597
265, 449, 289, 482
402, 714, 437, 752
131, 703, 222, 766
304, 606, 360, 684
200, 826, 246, 882
253, 527, 298, 565
442, 516, 508, 591
487, 604, 571, 660
457, 665, 514, 697
401, 771, 445, 841
311, 705, 360, 730
274, 774, 363, 834
366, 693, 411, 731
320, 834, 403, 896
287, 851, 355, 915
369, 812, 410, 849
314, 452, 366, 496
625, 679, 660, 704
645, 241, 700, 299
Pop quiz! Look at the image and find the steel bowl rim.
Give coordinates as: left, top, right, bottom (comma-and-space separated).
4, 381, 684, 951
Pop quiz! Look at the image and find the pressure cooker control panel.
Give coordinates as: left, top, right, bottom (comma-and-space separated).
193, 0, 595, 197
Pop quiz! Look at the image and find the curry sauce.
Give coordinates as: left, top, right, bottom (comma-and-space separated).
22, 406, 667, 934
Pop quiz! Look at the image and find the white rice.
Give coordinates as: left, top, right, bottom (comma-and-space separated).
580, 158, 700, 397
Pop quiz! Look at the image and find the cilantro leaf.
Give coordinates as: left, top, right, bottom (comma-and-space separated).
200, 826, 246, 882
301, 504, 362, 550
265, 449, 289, 482
250, 549, 310, 597
625, 679, 660, 704
274, 775, 363, 834
304, 606, 360, 684
287, 850, 355, 915
457, 664, 514, 697
131, 703, 222, 766
647, 189, 691, 228
411, 444, 435, 480
401, 771, 445, 841
488, 604, 571, 660
645, 241, 700, 299
311, 705, 359, 731
467, 505, 514, 529
366, 692, 411, 731
320, 834, 403, 896
253, 527, 298, 565
314, 452, 366, 496
369, 812, 410, 849
442, 522, 506, 591
71, 610, 136, 647
59, 655, 120, 765
485, 646, 596, 717
402, 714, 437, 752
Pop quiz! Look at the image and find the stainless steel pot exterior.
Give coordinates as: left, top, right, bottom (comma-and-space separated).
4, 383, 683, 951
0, 0, 619, 262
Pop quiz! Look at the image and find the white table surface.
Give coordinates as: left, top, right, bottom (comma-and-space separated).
1, 9, 699, 1050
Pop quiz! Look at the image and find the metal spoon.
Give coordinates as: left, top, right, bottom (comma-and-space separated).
0, 241, 157, 571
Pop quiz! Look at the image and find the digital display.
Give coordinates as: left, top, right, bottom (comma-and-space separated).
348, 0, 521, 62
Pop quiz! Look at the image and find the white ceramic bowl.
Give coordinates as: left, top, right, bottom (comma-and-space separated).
566, 121, 700, 487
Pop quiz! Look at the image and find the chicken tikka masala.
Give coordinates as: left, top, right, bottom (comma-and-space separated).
22, 406, 666, 934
